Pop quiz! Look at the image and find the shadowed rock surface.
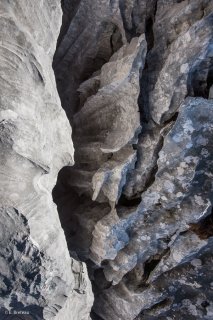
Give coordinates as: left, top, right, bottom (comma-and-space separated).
53, 1, 213, 320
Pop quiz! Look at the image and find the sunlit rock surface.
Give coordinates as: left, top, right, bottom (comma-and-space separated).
0, 1, 93, 319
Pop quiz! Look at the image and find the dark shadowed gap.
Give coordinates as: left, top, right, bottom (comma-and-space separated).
189, 207, 213, 239
145, 17, 154, 52
57, 0, 81, 48
187, 57, 213, 99
90, 311, 105, 320
52, 7, 125, 320
53, 1, 124, 120
52, 0, 124, 258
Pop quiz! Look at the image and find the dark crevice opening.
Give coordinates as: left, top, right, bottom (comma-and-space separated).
90, 311, 105, 320
189, 207, 213, 239
159, 110, 179, 128
187, 57, 213, 99
117, 194, 141, 207
141, 248, 170, 286
52, 10, 128, 319
153, 0, 158, 18
138, 7, 156, 123
78, 23, 123, 85
53, 20, 123, 120
90, 266, 113, 319
163, 111, 179, 125
145, 17, 154, 52
207, 67, 213, 96
56, 0, 82, 50
143, 257, 161, 282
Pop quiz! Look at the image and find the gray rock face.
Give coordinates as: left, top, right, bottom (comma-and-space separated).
2, 0, 213, 320
54, 1, 213, 319
0, 1, 93, 319
92, 97, 213, 319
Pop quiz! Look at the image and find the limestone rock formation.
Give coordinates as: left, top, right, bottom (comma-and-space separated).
0, 1, 93, 319
54, 1, 213, 320
1, 0, 213, 320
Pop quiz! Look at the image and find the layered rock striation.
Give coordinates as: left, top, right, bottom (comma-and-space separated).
0, 1, 93, 319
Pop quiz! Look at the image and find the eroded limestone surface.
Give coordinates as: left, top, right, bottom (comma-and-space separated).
0, 1, 93, 319
1, 0, 213, 320
54, 1, 213, 319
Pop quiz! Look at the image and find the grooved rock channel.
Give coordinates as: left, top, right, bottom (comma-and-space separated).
0, 0, 213, 320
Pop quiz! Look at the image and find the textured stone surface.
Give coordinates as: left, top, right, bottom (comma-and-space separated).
54, 1, 213, 319
0, 1, 93, 319
2, 0, 213, 320
92, 97, 213, 319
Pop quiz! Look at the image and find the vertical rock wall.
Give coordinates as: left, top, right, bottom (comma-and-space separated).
0, 1, 93, 319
